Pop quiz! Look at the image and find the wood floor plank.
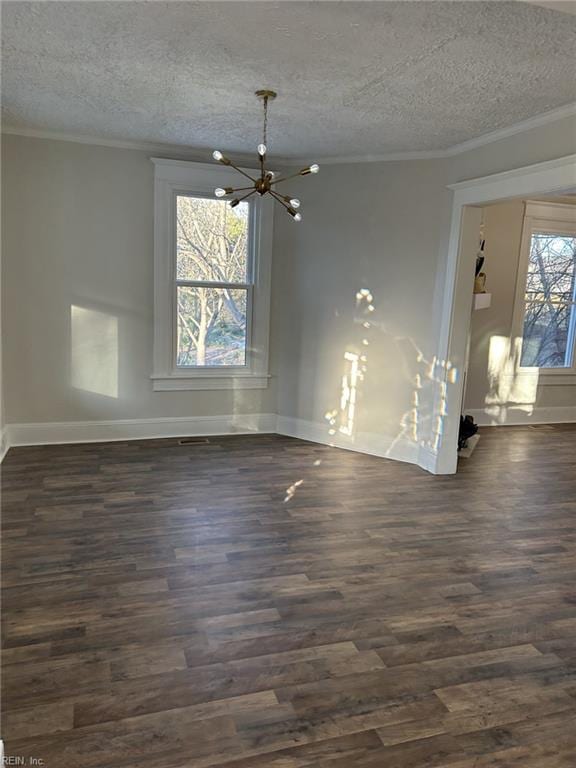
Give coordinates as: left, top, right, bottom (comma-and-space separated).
2, 427, 576, 766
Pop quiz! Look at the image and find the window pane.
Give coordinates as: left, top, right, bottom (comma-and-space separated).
525, 233, 575, 302
520, 300, 573, 368
177, 286, 247, 367
520, 233, 576, 368
176, 196, 249, 283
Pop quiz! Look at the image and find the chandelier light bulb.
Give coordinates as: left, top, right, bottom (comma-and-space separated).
294, 212, 302, 222
257, 143, 267, 157
215, 188, 226, 198
289, 198, 301, 209
266, 170, 275, 179
212, 150, 224, 161
309, 163, 320, 174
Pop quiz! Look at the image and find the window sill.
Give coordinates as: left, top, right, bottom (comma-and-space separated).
151, 374, 271, 391
509, 370, 576, 386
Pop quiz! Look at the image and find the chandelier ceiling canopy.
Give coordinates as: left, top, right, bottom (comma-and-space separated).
212, 90, 319, 222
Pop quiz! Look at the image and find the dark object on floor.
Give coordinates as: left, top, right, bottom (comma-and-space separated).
459, 414, 478, 450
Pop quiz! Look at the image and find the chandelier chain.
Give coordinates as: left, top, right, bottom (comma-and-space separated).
263, 96, 268, 148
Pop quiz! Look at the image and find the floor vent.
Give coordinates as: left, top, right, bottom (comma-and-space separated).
178, 437, 211, 445
527, 424, 556, 431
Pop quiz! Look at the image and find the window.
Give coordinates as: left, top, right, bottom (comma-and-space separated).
152, 160, 273, 390
519, 232, 576, 368
514, 201, 576, 375
176, 196, 250, 368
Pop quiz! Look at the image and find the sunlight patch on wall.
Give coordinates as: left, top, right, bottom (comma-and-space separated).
339, 351, 360, 437
324, 288, 373, 442
484, 334, 538, 422
389, 344, 458, 457
71, 305, 119, 398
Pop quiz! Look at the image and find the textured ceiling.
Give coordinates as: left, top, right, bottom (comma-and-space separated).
2, 1, 575, 159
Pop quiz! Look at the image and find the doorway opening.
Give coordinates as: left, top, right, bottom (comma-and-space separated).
434, 154, 576, 474
459, 193, 576, 463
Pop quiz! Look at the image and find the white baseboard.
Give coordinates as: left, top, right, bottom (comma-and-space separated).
418, 444, 441, 473
3, 413, 444, 473
0, 428, 8, 464
466, 405, 576, 427
276, 415, 438, 472
6, 413, 278, 449
5, 405, 573, 470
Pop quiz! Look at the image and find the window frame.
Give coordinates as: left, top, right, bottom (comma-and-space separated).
151, 159, 273, 391
511, 200, 576, 382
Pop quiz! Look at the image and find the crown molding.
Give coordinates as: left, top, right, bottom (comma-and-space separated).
439, 101, 576, 157
1, 126, 202, 155
3, 101, 576, 166
284, 149, 448, 165
520, 0, 576, 16
0, 126, 258, 167
447, 152, 576, 191
283, 102, 576, 164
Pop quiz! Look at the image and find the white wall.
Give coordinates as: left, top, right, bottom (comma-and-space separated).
274, 115, 576, 465
0, 133, 5, 461
2, 113, 575, 466
1, 136, 277, 434
273, 159, 453, 466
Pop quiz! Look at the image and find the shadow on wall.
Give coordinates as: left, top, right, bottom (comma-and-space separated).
482, 334, 539, 423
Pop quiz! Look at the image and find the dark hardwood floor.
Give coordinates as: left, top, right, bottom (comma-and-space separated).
2, 426, 576, 767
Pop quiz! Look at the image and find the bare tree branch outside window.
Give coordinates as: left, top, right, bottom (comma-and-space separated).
175, 196, 249, 367
520, 233, 576, 368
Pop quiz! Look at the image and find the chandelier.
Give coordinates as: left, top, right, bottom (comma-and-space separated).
212, 90, 319, 222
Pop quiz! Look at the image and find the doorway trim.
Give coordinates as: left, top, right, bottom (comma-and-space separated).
433, 153, 576, 474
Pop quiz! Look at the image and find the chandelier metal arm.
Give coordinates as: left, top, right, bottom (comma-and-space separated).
269, 190, 300, 220
227, 161, 257, 184
269, 189, 293, 211
269, 174, 296, 186
270, 169, 308, 186
227, 185, 255, 194
232, 189, 258, 206
259, 154, 265, 182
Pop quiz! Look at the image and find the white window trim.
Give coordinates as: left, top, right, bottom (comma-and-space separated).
511, 200, 576, 383
151, 159, 273, 391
